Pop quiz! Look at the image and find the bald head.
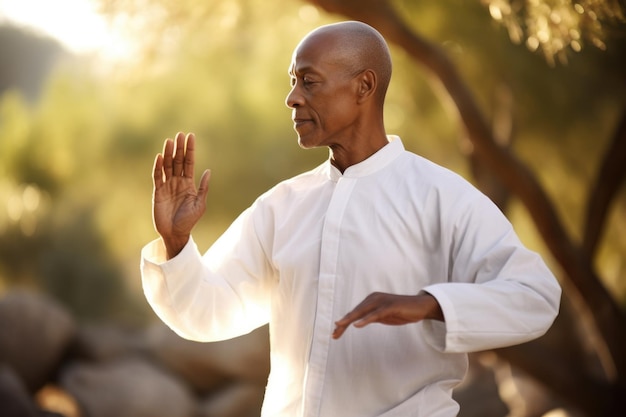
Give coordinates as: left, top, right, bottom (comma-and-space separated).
295, 21, 392, 105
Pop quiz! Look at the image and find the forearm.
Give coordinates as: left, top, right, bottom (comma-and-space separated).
141, 236, 272, 342
161, 234, 191, 259
419, 292, 445, 321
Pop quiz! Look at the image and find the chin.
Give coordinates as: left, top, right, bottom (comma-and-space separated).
298, 141, 313, 150
297, 136, 317, 150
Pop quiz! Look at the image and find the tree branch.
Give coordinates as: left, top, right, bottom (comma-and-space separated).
583, 109, 626, 257
308, 0, 626, 383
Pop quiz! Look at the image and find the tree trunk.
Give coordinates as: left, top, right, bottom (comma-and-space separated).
307, 0, 626, 414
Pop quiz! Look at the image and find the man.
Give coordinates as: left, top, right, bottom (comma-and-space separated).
141, 21, 561, 417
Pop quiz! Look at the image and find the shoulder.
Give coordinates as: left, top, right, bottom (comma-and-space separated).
397, 151, 478, 198
250, 162, 329, 209
397, 150, 504, 220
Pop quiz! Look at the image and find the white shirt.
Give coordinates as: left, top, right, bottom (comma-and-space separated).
141, 136, 561, 417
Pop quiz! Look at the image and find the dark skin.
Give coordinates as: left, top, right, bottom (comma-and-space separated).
152, 132, 210, 259
285, 27, 395, 173
332, 293, 444, 339
151, 22, 444, 342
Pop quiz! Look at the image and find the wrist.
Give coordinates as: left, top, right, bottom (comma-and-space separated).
419, 293, 445, 322
162, 235, 190, 259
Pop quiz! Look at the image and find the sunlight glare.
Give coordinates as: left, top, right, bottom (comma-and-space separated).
0, 0, 137, 62
298, 5, 319, 23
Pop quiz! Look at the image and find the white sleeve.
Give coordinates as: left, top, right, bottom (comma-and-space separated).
421, 192, 561, 353
140, 206, 274, 342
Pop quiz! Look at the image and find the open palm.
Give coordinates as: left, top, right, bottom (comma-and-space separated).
152, 132, 210, 258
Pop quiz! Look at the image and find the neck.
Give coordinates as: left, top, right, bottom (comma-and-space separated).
329, 130, 389, 173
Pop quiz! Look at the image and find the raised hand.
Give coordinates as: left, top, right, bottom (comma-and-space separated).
332, 292, 444, 339
152, 132, 211, 259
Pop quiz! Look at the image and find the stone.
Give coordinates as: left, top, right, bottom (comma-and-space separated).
60, 357, 195, 417
197, 382, 265, 417
0, 364, 39, 417
144, 323, 270, 394
70, 323, 146, 362
0, 291, 76, 393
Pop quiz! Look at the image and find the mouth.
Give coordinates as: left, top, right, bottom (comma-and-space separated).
293, 119, 313, 129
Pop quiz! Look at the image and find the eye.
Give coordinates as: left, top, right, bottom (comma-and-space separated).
289, 75, 318, 88
302, 76, 318, 87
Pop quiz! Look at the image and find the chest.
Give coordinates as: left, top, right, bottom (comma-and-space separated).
269, 177, 450, 295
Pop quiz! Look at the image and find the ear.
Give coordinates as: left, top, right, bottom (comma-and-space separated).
356, 69, 377, 103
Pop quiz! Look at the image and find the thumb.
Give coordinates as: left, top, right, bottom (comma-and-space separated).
198, 169, 211, 201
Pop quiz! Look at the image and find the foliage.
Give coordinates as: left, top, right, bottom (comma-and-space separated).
0, 1, 625, 414
305, 1, 626, 414
481, 0, 626, 65
0, 0, 624, 331
0, 1, 331, 322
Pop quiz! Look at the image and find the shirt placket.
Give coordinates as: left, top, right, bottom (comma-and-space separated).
302, 176, 356, 417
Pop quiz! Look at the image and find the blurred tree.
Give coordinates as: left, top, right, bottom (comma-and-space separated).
95, 0, 626, 413
481, 0, 625, 65
0, 24, 66, 102
0, 70, 149, 323
0, 1, 324, 323
307, 0, 626, 415
0, 0, 625, 414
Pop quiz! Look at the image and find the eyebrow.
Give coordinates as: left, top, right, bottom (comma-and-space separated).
288, 64, 318, 77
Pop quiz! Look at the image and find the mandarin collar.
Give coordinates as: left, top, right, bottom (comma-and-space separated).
326, 135, 404, 181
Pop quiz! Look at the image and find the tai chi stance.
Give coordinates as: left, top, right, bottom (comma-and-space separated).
141, 21, 561, 417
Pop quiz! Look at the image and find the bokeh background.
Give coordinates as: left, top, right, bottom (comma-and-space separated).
0, 0, 625, 416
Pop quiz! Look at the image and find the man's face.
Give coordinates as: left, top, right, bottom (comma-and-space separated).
285, 35, 360, 150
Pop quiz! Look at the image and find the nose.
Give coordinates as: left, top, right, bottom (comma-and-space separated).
285, 84, 303, 109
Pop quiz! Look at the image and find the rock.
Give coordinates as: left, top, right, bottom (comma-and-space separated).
0, 364, 40, 417
0, 291, 76, 393
454, 352, 509, 417
144, 323, 270, 394
70, 323, 146, 362
60, 357, 195, 417
197, 382, 265, 417
495, 361, 565, 417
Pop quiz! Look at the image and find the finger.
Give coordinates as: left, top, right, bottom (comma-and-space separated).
153, 153, 164, 189
332, 324, 348, 339
162, 138, 174, 179
332, 314, 356, 339
333, 310, 378, 339
332, 301, 377, 339
183, 132, 196, 178
198, 169, 212, 201
352, 310, 384, 328
173, 132, 185, 176
335, 297, 378, 327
